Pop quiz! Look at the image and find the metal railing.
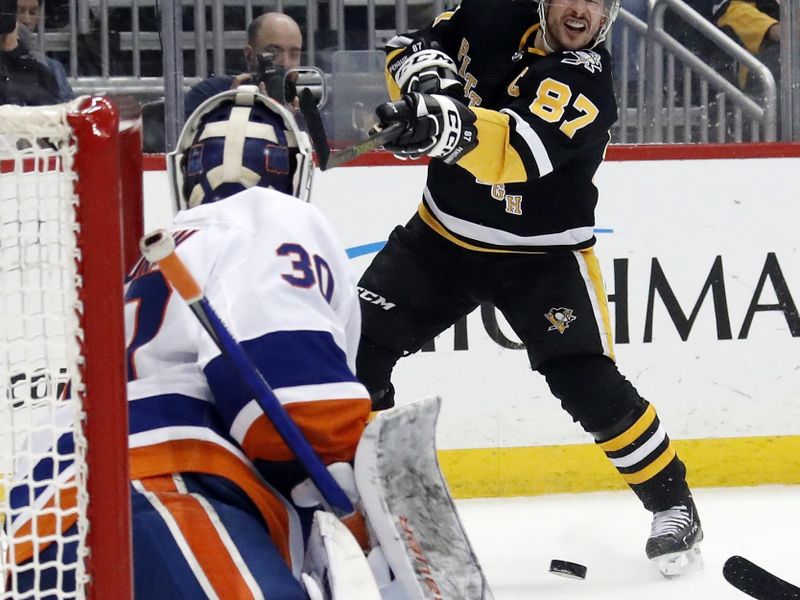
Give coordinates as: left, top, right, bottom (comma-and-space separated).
781, 0, 800, 140
23, 0, 800, 146
646, 0, 777, 143
606, 8, 649, 144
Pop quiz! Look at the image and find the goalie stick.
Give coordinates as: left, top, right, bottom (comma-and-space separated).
299, 88, 404, 170
723, 555, 800, 599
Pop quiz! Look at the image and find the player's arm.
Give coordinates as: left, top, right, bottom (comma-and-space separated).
377, 54, 617, 182
383, 4, 465, 100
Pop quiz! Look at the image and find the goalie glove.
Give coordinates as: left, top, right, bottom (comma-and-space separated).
388, 42, 462, 96
374, 92, 478, 164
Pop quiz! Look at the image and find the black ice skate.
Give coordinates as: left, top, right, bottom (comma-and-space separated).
646, 499, 703, 577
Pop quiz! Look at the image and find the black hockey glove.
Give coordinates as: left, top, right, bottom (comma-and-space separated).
387, 41, 462, 96
373, 93, 478, 164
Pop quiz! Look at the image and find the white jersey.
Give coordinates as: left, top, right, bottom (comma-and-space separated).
125, 187, 371, 565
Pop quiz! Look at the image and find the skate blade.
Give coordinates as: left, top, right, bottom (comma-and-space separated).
654, 546, 703, 578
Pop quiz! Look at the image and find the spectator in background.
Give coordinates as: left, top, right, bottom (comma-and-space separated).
0, 0, 60, 105
15, 0, 73, 102
184, 12, 303, 117
673, 0, 780, 98
15, 0, 36, 27
715, 0, 780, 96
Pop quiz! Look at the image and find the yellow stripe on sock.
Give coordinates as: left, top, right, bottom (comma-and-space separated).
599, 404, 657, 453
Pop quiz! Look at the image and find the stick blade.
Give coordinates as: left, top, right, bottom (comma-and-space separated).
354, 397, 494, 600
723, 555, 800, 599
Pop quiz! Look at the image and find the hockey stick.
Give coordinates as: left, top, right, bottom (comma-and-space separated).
139, 230, 357, 519
723, 555, 800, 599
299, 88, 404, 170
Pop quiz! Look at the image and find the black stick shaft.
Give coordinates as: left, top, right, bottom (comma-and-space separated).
723, 555, 800, 599
299, 88, 403, 170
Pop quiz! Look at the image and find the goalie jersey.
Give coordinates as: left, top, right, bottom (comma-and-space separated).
124, 187, 371, 568
5, 188, 370, 575
386, 0, 618, 252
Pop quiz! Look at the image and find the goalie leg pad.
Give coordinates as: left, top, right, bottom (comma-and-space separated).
355, 397, 494, 599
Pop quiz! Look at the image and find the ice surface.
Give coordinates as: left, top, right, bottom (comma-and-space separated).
457, 486, 800, 599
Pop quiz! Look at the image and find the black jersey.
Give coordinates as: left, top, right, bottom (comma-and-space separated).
385, 0, 618, 252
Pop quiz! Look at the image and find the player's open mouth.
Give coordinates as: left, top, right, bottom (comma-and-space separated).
564, 18, 587, 32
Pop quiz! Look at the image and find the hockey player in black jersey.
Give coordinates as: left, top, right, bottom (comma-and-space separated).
356, 0, 703, 577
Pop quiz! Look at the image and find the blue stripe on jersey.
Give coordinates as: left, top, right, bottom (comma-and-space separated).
128, 393, 228, 436
9, 431, 74, 512
204, 329, 358, 429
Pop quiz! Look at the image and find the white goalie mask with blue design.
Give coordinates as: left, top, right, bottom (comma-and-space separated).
168, 86, 314, 212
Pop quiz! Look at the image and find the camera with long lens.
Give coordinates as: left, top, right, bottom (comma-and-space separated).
252, 51, 297, 105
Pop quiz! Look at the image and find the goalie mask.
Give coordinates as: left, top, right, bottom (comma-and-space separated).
538, 0, 621, 51
168, 86, 313, 212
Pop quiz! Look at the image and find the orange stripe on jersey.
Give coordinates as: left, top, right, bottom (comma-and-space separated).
11, 486, 78, 564
240, 397, 370, 464
130, 440, 293, 566
140, 476, 255, 600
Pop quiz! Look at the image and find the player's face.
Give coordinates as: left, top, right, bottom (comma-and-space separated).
16, 0, 40, 30
545, 0, 607, 51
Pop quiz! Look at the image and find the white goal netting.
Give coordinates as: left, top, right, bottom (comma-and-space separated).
0, 102, 90, 600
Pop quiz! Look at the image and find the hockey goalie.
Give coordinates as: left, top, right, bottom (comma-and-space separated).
3, 85, 492, 600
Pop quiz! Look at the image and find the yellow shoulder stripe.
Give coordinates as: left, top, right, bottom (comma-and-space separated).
433, 10, 456, 27
384, 48, 405, 101
456, 107, 527, 184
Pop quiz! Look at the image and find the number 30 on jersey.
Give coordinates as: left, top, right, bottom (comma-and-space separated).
277, 242, 335, 303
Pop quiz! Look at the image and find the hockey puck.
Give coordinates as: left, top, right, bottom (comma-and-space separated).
549, 559, 587, 580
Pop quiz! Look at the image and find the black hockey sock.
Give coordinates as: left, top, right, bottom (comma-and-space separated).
592, 402, 691, 512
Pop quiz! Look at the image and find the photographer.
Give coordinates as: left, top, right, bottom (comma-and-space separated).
0, 0, 60, 106
184, 12, 302, 118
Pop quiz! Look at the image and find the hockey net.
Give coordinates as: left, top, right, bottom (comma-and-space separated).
0, 98, 135, 600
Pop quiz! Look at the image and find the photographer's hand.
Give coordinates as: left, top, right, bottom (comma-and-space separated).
230, 73, 254, 90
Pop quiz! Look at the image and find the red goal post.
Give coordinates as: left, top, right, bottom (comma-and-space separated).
0, 97, 136, 599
